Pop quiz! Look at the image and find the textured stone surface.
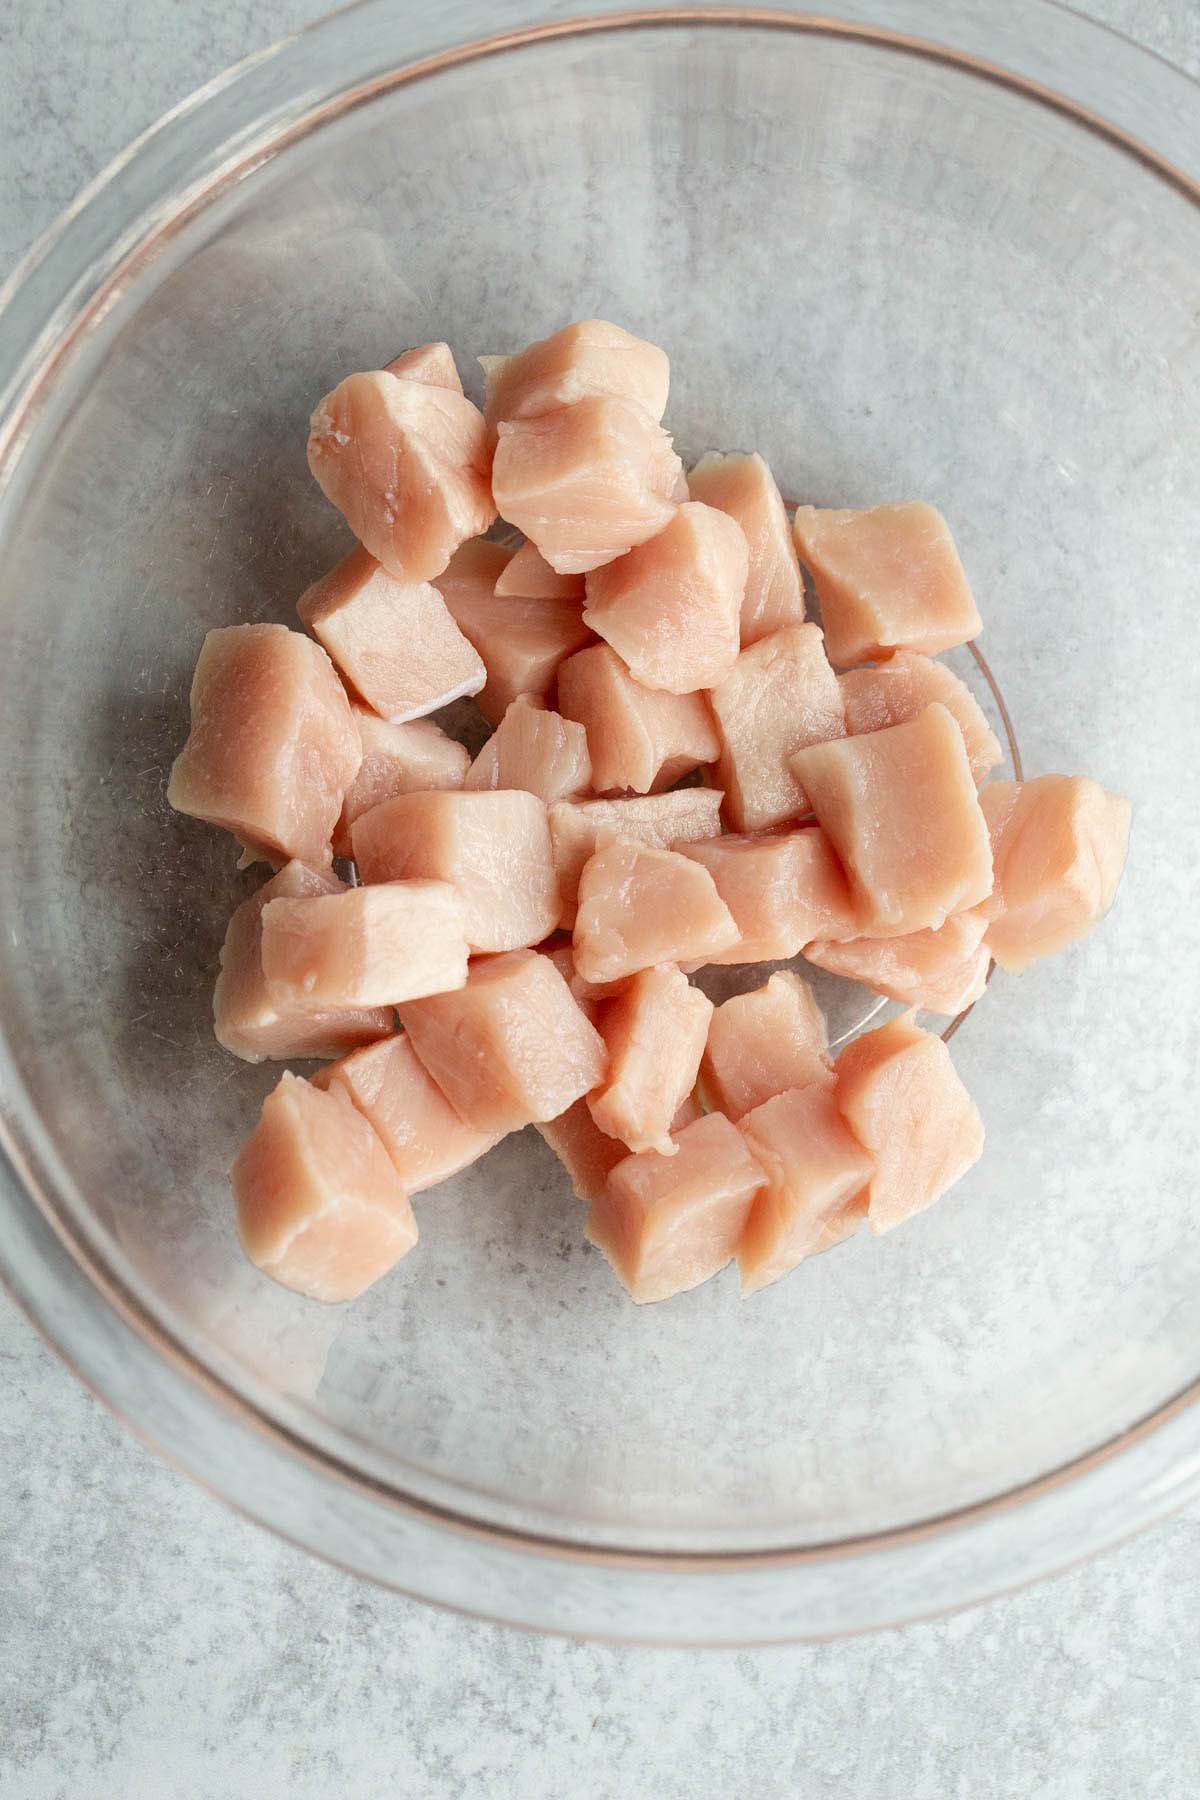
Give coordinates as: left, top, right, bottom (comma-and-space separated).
3, 4, 1200, 1797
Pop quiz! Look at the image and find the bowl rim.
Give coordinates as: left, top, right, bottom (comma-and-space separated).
2, 0, 1199, 1632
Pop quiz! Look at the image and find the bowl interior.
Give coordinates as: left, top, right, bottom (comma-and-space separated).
2, 17, 1199, 1554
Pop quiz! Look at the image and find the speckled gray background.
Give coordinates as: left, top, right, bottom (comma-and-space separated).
3, 3, 1200, 1795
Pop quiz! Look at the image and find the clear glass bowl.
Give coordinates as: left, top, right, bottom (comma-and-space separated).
2, 0, 1199, 1644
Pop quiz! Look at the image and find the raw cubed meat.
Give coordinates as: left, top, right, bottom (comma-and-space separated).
582, 502, 747, 692
979, 775, 1132, 973
835, 1012, 984, 1234
232, 1072, 417, 1303
494, 540, 586, 600
464, 695, 591, 804
313, 1034, 501, 1193
384, 341, 463, 391
804, 910, 990, 1016
492, 396, 685, 576
262, 881, 468, 1008
736, 1083, 875, 1293
793, 501, 982, 666
557, 642, 719, 795
573, 837, 739, 983
549, 789, 724, 927
168, 623, 360, 867
307, 370, 495, 582
213, 860, 392, 1063
351, 789, 558, 954
297, 545, 484, 723
586, 1112, 766, 1304
675, 827, 857, 964
838, 652, 1001, 784
535, 1100, 628, 1205
539, 939, 624, 1017
334, 708, 469, 857
709, 625, 845, 831
791, 703, 993, 935
699, 971, 832, 1120
687, 452, 806, 644
587, 966, 713, 1156
481, 320, 669, 428
435, 539, 592, 724
400, 949, 607, 1135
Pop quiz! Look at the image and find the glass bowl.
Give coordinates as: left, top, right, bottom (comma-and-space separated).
1, 0, 1199, 1645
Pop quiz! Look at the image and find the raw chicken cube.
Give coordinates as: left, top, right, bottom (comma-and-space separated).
494, 540, 586, 600
582, 501, 747, 692
351, 789, 559, 954
736, 1083, 875, 1293
213, 860, 392, 1063
434, 539, 592, 724
232, 1072, 418, 1303
384, 341, 463, 391
333, 708, 469, 858
586, 1112, 766, 1304
549, 789, 724, 927
793, 501, 982, 666
835, 1012, 984, 1233
481, 320, 670, 428
804, 911, 990, 1017
587, 965, 714, 1156
535, 1100, 629, 1205
539, 939, 624, 1017
699, 971, 833, 1120
791, 703, 993, 935
838, 652, 1001, 784
675, 827, 857, 964
978, 775, 1132, 972
708, 625, 845, 831
687, 452, 806, 644
557, 642, 719, 794
492, 396, 685, 576
313, 1034, 501, 1193
573, 837, 739, 984
400, 949, 607, 1135
168, 623, 360, 867
297, 546, 484, 723
464, 695, 591, 804
307, 370, 495, 583
261, 880, 468, 1008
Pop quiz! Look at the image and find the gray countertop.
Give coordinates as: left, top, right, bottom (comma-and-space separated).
2, 4, 1200, 1795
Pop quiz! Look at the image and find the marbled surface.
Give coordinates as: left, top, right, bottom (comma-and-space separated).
2, 3, 1200, 1795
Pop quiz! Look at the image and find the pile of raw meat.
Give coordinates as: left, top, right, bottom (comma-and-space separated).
168, 321, 1131, 1306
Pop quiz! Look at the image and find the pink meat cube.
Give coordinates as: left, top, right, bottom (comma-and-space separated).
261, 881, 468, 1008
839, 652, 1001, 784
736, 1083, 875, 1293
167, 623, 360, 867
313, 1034, 501, 1193
400, 949, 607, 1135
574, 837, 739, 984
582, 502, 748, 692
384, 341, 463, 391
297, 546, 484, 723
464, 695, 592, 804
494, 540, 586, 601
835, 1013, 984, 1234
675, 827, 857, 964
492, 396, 686, 576
586, 1112, 766, 1304
535, 1100, 629, 1205
687, 451, 806, 644
333, 708, 469, 858
709, 625, 846, 831
539, 939, 624, 1017
699, 971, 833, 1121
978, 775, 1132, 972
587, 965, 713, 1156
232, 1072, 418, 1303
351, 789, 559, 954
793, 501, 982, 666
481, 320, 670, 428
804, 910, 991, 1017
213, 860, 392, 1063
557, 642, 719, 795
549, 789, 725, 927
791, 703, 993, 935
434, 539, 592, 724
307, 370, 495, 583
